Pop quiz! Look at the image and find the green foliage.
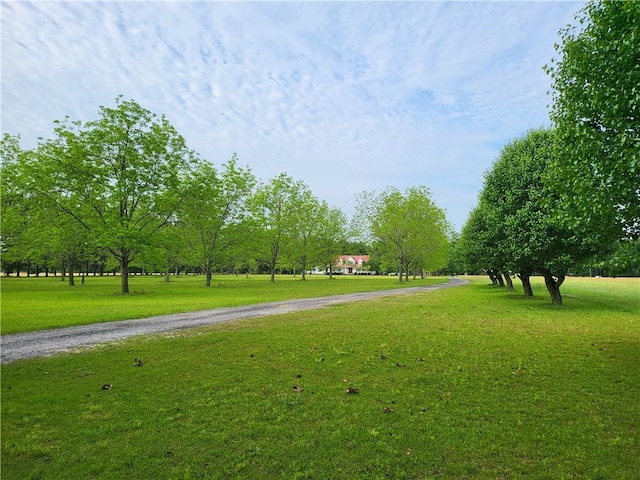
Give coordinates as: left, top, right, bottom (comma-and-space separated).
4, 99, 450, 291
24, 97, 199, 293
0, 135, 31, 271
459, 128, 600, 303
455, 203, 502, 275
180, 154, 255, 286
545, 0, 640, 237
587, 238, 640, 277
304, 201, 348, 278
285, 187, 323, 280
2, 277, 638, 479
356, 186, 450, 281
249, 173, 317, 282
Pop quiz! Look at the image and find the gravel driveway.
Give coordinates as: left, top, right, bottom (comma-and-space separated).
1, 277, 468, 364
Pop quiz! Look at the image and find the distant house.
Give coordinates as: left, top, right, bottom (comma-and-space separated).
334, 255, 371, 275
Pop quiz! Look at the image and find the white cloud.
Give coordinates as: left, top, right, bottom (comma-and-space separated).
1, 0, 586, 230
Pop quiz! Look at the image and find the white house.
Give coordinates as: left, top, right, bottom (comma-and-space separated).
333, 255, 371, 274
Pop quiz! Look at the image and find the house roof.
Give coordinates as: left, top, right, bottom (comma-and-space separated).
336, 255, 370, 265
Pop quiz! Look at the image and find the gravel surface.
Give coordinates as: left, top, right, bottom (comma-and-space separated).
1, 277, 468, 364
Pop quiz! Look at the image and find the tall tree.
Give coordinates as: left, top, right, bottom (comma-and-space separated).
249, 173, 309, 283
28, 97, 198, 293
1, 134, 32, 276
545, 0, 640, 238
356, 186, 450, 282
480, 128, 599, 304
402, 186, 450, 278
314, 203, 348, 279
181, 155, 255, 287
138, 220, 189, 282
286, 189, 322, 280
456, 202, 514, 290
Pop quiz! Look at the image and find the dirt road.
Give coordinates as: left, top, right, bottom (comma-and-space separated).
1, 277, 468, 363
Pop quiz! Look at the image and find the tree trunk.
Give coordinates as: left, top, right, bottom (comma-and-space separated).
495, 272, 505, 288
541, 268, 565, 305
121, 260, 130, 294
503, 272, 514, 292
488, 271, 497, 285
301, 256, 307, 281
518, 270, 533, 297
269, 241, 278, 283
205, 262, 213, 287
68, 263, 75, 286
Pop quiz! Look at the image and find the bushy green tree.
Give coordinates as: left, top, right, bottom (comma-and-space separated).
27, 97, 198, 293
475, 128, 599, 304
356, 186, 450, 282
180, 154, 255, 286
249, 173, 311, 283
1, 134, 32, 275
545, 0, 640, 238
456, 202, 514, 291
313, 202, 348, 279
286, 188, 322, 280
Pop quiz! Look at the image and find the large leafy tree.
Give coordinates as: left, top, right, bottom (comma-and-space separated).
356, 186, 450, 282
456, 202, 514, 291
286, 189, 322, 280
27, 97, 198, 293
2, 135, 77, 279
545, 0, 640, 238
479, 128, 599, 304
314, 203, 348, 279
402, 186, 450, 278
181, 155, 255, 287
1, 134, 33, 275
249, 173, 310, 283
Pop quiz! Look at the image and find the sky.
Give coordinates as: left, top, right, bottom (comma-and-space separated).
2, 0, 586, 232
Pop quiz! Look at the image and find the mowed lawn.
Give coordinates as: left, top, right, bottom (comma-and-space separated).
1, 276, 639, 479
0, 274, 447, 334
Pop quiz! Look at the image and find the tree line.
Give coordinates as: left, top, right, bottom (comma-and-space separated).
3, 1, 636, 302
1, 97, 451, 293
453, 0, 639, 304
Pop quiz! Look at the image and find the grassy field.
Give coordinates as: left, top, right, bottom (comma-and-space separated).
1, 276, 639, 479
0, 274, 447, 334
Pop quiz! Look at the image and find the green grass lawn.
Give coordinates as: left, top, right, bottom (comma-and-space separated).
1, 276, 639, 479
0, 274, 447, 334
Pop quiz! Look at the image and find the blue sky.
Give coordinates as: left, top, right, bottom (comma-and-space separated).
2, 0, 585, 231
